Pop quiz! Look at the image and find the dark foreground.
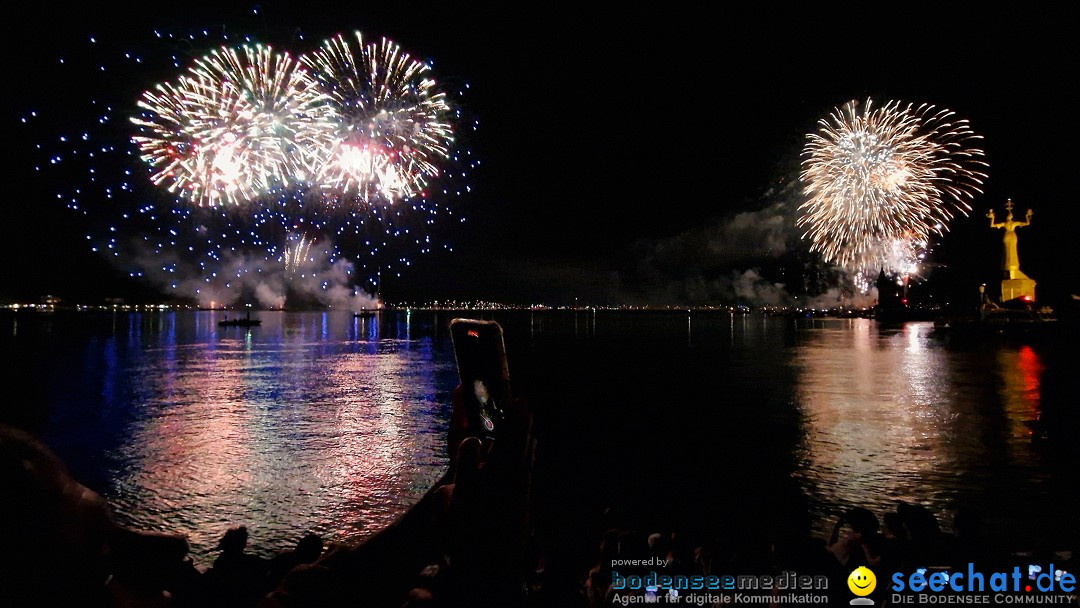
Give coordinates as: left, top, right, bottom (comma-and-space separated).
4, 392, 1079, 607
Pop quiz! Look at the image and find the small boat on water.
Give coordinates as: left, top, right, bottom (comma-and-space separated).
353, 309, 376, 319
933, 301, 1057, 339
218, 311, 262, 327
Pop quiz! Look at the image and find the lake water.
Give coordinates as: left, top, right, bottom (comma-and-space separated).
2, 309, 1077, 566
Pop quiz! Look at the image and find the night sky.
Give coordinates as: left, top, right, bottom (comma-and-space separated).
6, 4, 1080, 306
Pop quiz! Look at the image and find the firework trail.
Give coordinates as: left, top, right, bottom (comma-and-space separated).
284, 233, 314, 275
798, 98, 987, 283
302, 32, 454, 204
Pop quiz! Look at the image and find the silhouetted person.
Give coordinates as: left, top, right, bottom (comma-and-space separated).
896, 502, 949, 566
827, 507, 880, 568
266, 533, 323, 590
0, 424, 191, 607
206, 525, 268, 607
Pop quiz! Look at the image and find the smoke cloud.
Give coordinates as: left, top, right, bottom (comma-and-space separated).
619, 176, 878, 307
125, 240, 379, 310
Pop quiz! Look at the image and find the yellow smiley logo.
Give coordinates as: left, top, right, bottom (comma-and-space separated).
848, 566, 876, 596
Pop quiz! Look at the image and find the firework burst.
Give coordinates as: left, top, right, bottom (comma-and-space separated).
131, 44, 336, 205
798, 98, 987, 280
303, 32, 454, 204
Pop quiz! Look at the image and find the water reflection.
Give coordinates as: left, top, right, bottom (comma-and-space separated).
72, 311, 455, 566
996, 346, 1043, 456
6, 310, 1074, 567
793, 320, 1057, 541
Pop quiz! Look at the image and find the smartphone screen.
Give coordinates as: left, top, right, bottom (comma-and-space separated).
450, 319, 511, 440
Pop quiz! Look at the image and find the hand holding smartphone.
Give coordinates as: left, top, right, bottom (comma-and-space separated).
450, 318, 512, 442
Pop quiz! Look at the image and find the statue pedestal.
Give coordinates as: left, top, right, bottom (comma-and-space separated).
1001, 278, 1036, 302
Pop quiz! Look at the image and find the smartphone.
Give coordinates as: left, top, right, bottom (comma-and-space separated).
450, 318, 512, 440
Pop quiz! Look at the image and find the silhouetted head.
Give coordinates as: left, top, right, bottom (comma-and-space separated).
846, 507, 880, 537
648, 532, 668, 556
295, 532, 323, 563
217, 526, 249, 553
883, 511, 905, 540
896, 503, 941, 539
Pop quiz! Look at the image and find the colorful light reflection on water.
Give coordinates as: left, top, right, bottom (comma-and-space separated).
4, 310, 1076, 565
792, 319, 1073, 543
33, 311, 456, 566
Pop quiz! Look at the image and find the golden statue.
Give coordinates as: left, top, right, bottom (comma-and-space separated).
988, 199, 1036, 302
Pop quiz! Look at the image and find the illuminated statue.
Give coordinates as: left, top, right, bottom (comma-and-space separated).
987, 199, 1036, 302
988, 199, 1032, 274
